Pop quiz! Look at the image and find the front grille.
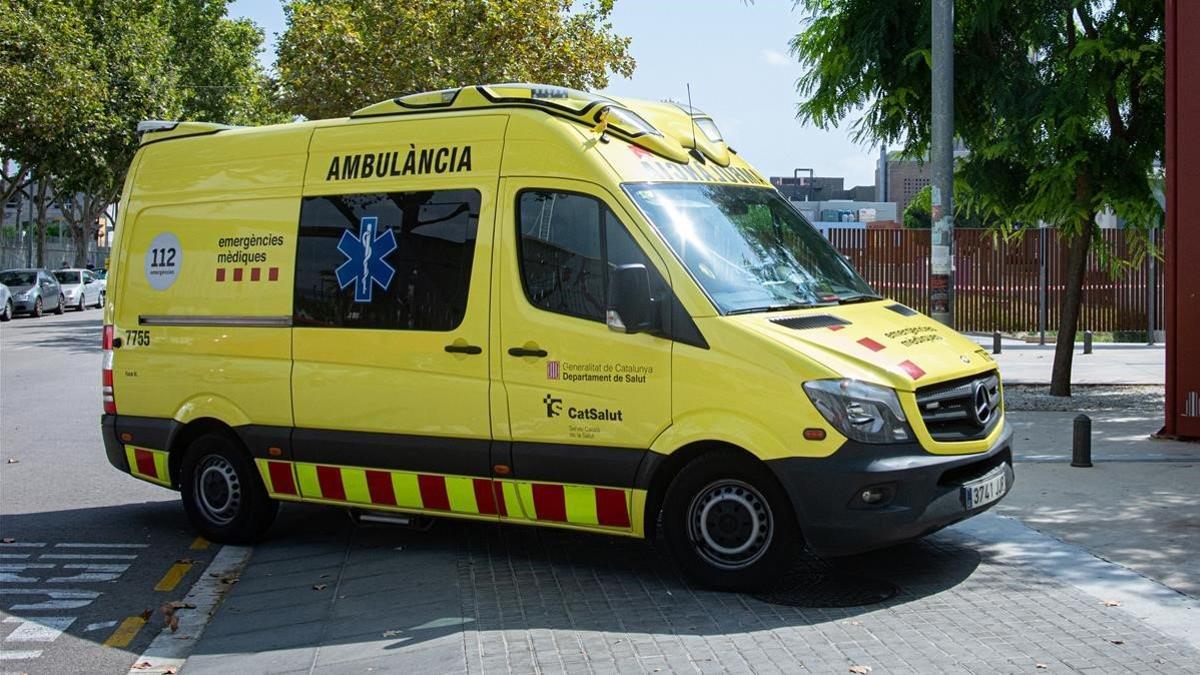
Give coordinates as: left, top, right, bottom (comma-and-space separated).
914, 371, 1001, 442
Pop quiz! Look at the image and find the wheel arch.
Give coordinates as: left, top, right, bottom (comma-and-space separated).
639, 440, 797, 543
165, 417, 243, 489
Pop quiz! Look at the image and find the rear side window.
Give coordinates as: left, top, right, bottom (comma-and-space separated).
294, 189, 480, 330
517, 190, 667, 323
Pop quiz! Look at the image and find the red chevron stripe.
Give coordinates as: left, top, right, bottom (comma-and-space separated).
472, 478, 497, 515
418, 474, 450, 510
267, 461, 296, 495
532, 483, 567, 522
366, 470, 396, 505
595, 488, 630, 527
316, 465, 345, 501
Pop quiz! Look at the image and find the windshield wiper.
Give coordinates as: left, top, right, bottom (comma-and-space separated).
835, 293, 883, 305
726, 302, 829, 315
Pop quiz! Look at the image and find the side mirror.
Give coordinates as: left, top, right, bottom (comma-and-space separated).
607, 264, 652, 334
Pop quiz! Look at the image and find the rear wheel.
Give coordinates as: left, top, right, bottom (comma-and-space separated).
661, 451, 800, 591
31, 297, 42, 318
53, 294, 64, 314
180, 432, 278, 543
0, 299, 10, 321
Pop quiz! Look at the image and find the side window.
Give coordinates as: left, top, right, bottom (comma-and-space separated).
517, 190, 667, 323
294, 189, 481, 330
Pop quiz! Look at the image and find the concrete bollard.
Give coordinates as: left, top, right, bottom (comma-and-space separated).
993, 330, 1002, 355
1083, 330, 1093, 354
1071, 414, 1093, 467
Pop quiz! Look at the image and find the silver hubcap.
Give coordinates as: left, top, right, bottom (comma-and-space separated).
194, 454, 241, 525
687, 479, 773, 570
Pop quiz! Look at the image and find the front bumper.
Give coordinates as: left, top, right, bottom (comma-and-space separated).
769, 422, 1014, 557
13, 297, 37, 312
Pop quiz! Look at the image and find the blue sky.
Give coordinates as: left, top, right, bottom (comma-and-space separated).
228, 0, 880, 187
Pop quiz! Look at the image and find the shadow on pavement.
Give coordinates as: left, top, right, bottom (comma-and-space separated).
181, 502, 980, 668
2, 316, 102, 356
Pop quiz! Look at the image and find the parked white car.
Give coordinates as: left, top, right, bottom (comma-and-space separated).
53, 268, 104, 311
0, 282, 11, 321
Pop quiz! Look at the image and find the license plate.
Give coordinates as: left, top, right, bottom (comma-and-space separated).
962, 467, 1007, 509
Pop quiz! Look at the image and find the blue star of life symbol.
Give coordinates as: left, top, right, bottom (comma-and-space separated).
335, 216, 398, 303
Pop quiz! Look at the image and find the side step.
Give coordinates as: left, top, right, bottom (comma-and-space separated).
348, 508, 435, 531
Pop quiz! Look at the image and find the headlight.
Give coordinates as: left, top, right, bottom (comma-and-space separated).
803, 379, 912, 444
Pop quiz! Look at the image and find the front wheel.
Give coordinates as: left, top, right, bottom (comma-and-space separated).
53, 294, 64, 314
180, 433, 278, 543
95, 291, 104, 309
661, 451, 801, 591
77, 295, 86, 311
31, 297, 42, 318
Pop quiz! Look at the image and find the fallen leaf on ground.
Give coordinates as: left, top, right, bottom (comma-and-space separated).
7, 458, 18, 464
161, 603, 181, 632
1102, 599, 1121, 607
167, 600, 196, 610
1110, 639, 1125, 645
164, 667, 178, 674
382, 629, 402, 638
139, 609, 153, 621
312, 584, 327, 591
849, 666, 872, 674
1035, 664, 1048, 670
0, 538, 14, 544
175, 557, 196, 565
131, 661, 153, 670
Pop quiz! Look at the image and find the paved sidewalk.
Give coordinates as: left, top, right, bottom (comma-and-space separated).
180, 502, 1200, 674
964, 337, 1164, 385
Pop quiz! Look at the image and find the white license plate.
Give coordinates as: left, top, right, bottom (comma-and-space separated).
962, 468, 1007, 509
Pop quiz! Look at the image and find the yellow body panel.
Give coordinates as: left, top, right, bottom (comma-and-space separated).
110, 84, 1002, 543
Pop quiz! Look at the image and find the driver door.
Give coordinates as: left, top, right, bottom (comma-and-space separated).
495, 178, 672, 530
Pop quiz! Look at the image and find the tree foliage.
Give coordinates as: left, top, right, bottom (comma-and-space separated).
276, 0, 636, 120
791, 0, 1164, 395
1, 0, 280, 265
903, 183, 991, 229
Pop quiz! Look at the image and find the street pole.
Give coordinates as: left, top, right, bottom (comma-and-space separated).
930, 0, 955, 326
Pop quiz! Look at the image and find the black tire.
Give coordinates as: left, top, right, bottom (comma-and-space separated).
95, 291, 104, 309
53, 294, 64, 314
31, 297, 42, 318
77, 294, 86, 311
180, 432, 278, 544
0, 299, 10, 322
661, 451, 801, 591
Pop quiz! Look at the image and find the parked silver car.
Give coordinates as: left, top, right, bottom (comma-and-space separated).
0, 269, 65, 317
54, 268, 104, 311
0, 282, 11, 321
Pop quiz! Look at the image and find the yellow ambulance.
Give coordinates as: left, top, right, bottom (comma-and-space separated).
102, 83, 1011, 589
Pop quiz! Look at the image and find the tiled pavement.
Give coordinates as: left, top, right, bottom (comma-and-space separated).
179, 504, 1200, 674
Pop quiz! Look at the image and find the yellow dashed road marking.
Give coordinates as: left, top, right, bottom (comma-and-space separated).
154, 562, 193, 592
189, 536, 209, 550
103, 616, 146, 648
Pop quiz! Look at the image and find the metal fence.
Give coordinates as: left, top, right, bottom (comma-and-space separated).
827, 228, 1164, 334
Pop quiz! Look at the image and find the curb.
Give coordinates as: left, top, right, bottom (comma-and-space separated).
955, 513, 1199, 650
127, 544, 253, 674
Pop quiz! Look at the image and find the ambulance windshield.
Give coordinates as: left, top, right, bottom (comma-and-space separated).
625, 183, 878, 315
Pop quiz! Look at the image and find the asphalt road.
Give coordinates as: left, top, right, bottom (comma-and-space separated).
1, 310, 215, 674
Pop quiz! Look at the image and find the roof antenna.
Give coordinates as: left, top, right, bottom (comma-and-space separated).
686, 83, 704, 163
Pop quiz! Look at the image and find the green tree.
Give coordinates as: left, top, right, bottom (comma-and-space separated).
2, 0, 282, 267
792, 1, 1163, 396
903, 183, 992, 229
276, 0, 636, 120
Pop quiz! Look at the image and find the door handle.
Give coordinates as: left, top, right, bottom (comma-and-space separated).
507, 347, 548, 358
444, 344, 483, 355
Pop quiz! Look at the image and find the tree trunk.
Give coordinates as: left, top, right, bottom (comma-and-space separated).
1049, 222, 1094, 396
34, 177, 48, 268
